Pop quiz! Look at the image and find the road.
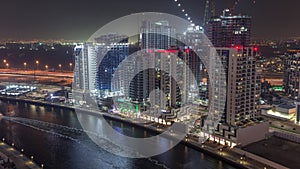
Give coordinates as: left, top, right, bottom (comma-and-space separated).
0, 69, 73, 86
0, 69, 73, 78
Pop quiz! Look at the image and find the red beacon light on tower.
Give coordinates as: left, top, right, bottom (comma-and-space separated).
253, 47, 258, 52
234, 46, 242, 50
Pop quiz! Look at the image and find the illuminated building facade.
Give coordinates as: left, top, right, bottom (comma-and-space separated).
215, 47, 260, 126
128, 49, 193, 111
177, 24, 208, 105
140, 20, 176, 50
296, 98, 300, 124
73, 43, 99, 93
200, 9, 268, 146
205, 46, 267, 146
206, 9, 251, 47
283, 50, 300, 99
74, 34, 130, 97
97, 42, 129, 92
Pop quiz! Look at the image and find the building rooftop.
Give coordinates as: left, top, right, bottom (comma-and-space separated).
277, 103, 295, 109
244, 136, 300, 169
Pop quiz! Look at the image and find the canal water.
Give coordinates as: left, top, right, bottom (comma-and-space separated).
0, 99, 237, 169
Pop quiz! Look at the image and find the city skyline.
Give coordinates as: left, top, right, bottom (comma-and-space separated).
1, 0, 300, 41
1, 1, 300, 169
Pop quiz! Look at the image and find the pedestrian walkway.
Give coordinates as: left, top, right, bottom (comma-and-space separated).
0, 142, 41, 169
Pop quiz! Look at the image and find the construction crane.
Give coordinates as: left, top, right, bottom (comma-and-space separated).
231, 0, 256, 15
173, 0, 256, 26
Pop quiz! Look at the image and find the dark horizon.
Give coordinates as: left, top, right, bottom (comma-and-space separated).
1, 0, 300, 41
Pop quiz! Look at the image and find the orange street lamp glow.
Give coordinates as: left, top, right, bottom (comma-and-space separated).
59, 64, 62, 71
69, 63, 73, 71
24, 62, 27, 69
36, 60, 39, 70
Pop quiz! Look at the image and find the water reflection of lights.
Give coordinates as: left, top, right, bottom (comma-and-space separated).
30, 105, 36, 111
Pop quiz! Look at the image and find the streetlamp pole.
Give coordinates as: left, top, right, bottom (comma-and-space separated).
23, 62, 27, 70
69, 63, 73, 72
33, 61, 39, 84
35, 60, 39, 70
3, 59, 7, 69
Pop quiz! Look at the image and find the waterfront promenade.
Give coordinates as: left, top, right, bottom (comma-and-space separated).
0, 141, 41, 169
0, 95, 286, 169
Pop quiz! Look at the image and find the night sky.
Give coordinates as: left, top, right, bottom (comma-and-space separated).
0, 0, 299, 41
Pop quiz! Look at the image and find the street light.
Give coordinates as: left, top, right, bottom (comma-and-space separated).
45, 65, 48, 70
23, 62, 27, 70
58, 64, 62, 72
30, 156, 34, 161
69, 63, 73, 71
2, 59, 6, 69
3, 59, 6, 68
6, 63, 9, 69
35, 60, 39, 70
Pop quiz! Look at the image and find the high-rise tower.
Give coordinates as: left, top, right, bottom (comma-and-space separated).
140, 20, 176, 50
73, 43, 99, 93
203, 0, 215, 26
207, 9, 251, 47
283, 50, 300, 99
203, 9, 268, 147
